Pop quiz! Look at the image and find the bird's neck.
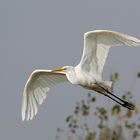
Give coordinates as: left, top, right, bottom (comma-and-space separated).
66, 68, 78, 84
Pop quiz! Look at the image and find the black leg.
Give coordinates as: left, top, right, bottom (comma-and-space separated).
104, 92, 134, 110
96, 83, 135, 110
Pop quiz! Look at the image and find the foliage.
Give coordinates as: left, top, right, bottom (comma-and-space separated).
55, 73, 140, 140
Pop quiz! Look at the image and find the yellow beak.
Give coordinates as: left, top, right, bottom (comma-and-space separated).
51, 67, 65, 72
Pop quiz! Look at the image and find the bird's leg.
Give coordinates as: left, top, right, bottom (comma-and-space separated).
96, 83, 135, 110
103, 92, 134, 110
103, 93, 129, 108
102, 87, 134, 110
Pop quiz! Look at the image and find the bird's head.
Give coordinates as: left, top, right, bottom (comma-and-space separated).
51, 66, 74, 73
52, 66, 77, 84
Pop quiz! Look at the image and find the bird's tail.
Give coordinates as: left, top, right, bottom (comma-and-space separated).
104, 81, 114, 93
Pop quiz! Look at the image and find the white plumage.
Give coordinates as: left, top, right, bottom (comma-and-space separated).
22, 30, 140, 121
22, 70, 67, 121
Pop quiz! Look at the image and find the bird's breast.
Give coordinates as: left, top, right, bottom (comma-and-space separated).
79, 81, 105, 95
74, 67, 102, 87
77, 75, 96, 87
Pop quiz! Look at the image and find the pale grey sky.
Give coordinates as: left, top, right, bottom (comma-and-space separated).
0, 0, 140, 139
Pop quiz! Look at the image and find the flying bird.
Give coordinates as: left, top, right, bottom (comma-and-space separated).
22, 30, 140, 121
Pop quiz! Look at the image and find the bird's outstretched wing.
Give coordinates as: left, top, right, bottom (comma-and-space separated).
22, 70, 68, 121
78, 30, 140, 75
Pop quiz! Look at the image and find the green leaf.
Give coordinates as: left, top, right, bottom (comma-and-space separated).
133, 130, 139, 138
114, 72, 119, 81
110, 73, 120, 83
137, 72, 140, 78
125, 110, 133, 118
66, 115, 72, 122
112, 105, 121, 115
91, 97, 96, 102
137, 124, 140, 129
86, 132, 96, 140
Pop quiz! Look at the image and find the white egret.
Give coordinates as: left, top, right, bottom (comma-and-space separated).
22, 30, 140, 121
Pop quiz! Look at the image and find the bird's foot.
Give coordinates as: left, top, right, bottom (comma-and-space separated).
122, 101, 135, 110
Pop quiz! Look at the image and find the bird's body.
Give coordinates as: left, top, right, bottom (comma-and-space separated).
22, 30, 140, 121
66, 66, 106, 92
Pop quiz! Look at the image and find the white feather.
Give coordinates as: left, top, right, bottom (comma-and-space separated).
22, 30, 140, 121
79, 30, 140, 75
22, 70, 68, 121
